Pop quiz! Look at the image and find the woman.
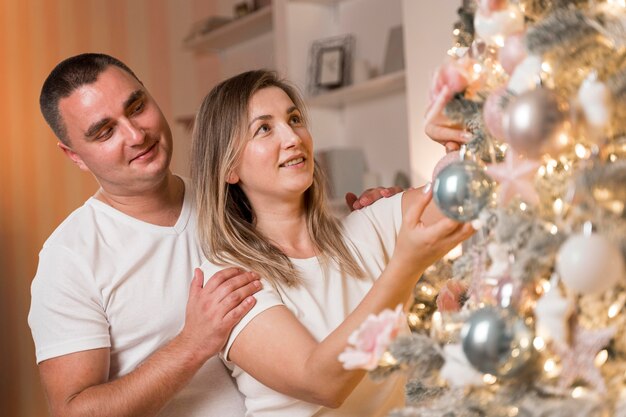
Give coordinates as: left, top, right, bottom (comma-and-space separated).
191, 70, 474, 416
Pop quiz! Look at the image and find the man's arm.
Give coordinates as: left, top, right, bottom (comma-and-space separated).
38, 268, 260, 417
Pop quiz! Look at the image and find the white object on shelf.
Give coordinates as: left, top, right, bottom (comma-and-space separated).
307, 70, 405, 107
184, 6, 272, 52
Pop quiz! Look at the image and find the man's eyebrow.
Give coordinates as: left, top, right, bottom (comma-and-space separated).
84, 118, 111, 139
123, 89, 145, 110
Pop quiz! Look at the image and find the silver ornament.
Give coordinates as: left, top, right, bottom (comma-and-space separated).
461, 307, 534, 377
433, 161, 495, 222
503, 88, 569, 158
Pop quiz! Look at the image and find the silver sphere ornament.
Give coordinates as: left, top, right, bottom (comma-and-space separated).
503, 88, 569, 158
461, 307, 534, 377
433, 161, 495, 222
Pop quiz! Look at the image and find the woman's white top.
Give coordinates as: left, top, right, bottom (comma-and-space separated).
201, 193, 406, 417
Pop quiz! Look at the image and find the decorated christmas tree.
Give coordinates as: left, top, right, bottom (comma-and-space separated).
340, 1, 626, 415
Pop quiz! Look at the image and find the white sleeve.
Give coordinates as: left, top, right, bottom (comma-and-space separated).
342, 192, 404, 264
199, 261, 283, 361
28, 245, 110, 364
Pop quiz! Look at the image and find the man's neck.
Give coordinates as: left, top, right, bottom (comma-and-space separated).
94, 173, 185, 227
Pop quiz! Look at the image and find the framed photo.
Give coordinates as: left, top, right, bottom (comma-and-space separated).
316, 47, 344, 88
307, 34, 354, 96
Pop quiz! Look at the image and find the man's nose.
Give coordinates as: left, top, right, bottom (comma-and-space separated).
123, 119, 145, 145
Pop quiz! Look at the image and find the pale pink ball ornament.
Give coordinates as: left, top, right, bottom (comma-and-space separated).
556, 233, 625, 295
502, 88, 569, 158
483, 87, 508, 140
499, 33, 527, 75
432, 150, 461, 182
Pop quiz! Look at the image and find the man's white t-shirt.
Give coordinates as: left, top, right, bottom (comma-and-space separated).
28, 177, 246, 417
201, 193, 407, 417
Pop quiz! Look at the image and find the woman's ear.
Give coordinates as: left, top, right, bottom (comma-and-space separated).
226, 171, 239, 184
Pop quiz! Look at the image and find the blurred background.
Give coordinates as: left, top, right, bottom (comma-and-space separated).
0, 0, 457, 415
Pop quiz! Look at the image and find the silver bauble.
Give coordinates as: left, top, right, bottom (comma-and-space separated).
433, 161, 495, 222
461, 307, 534, 377
503, 88, 569, 158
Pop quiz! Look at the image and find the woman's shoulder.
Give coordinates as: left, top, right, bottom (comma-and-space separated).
342, 192, 404, 232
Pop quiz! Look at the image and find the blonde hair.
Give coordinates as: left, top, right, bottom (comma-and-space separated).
191, 70, 364, 286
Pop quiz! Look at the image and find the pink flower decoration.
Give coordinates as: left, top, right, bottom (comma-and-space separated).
429, 57, 475, 103
477, 0, 507, 15
338, 304, 406, 370
436, 279, 468, 312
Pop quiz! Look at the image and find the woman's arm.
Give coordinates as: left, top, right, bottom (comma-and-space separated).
228, 188, 474, 407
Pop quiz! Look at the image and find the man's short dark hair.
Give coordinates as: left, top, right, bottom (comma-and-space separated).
39, 53, 141, 145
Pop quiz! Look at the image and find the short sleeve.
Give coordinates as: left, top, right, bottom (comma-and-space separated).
28, 245, 110, 363
341, 192, 404, 263
199, 261, 284, 361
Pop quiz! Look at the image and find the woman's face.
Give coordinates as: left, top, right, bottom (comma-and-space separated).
228, 86, 314, 206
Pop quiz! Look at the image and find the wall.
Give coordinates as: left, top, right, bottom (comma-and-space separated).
402, 0, 459, 184
0, 1, 209, 415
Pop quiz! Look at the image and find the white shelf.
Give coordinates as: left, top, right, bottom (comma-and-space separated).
307, 70, 405, 107
290, 0, 350, 4
184, 7, 273, 52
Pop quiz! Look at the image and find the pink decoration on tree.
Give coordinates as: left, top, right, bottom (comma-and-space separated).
429, 56, 476, 103
477, 0, 508, 15
552, 325, 616, 394
486, 148, 541, 205
437, 279, 468, 312
483, 87, 508, 141
432, 150, 461, 182
338, 304, 406, 370
499, 33, 527, 75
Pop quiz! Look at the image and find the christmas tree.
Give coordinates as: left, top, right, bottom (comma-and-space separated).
341, 1, 626, 415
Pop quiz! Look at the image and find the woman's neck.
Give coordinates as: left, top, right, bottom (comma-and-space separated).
254, 202, 317, 258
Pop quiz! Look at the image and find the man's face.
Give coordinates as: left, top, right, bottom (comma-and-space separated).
58, 66, 173, 195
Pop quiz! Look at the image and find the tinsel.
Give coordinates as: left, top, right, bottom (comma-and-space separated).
454, 1, 476, 47
524, 8, 598, 56
444, 94, 483, 127
518, 0, 591, 21
608, 71, 626, 136
608, 69, 626, 102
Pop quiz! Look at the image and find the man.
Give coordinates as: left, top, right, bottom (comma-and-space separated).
29, 53, 397, 417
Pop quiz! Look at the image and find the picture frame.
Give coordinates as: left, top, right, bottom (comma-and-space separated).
307, 34, 355, 96
316, 46, 345, 88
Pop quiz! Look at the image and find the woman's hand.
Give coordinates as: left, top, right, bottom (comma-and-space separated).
425, 86, 470, 154
391, 186, 475, 279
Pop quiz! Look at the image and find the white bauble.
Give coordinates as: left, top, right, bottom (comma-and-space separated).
578, 74, 610, 130
507, 55, 542, 95
556, 233, 625, 295
474, 5, 525, 46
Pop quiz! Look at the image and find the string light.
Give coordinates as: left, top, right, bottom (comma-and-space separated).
483, 374, 498, 384
594, 349, 609, 367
